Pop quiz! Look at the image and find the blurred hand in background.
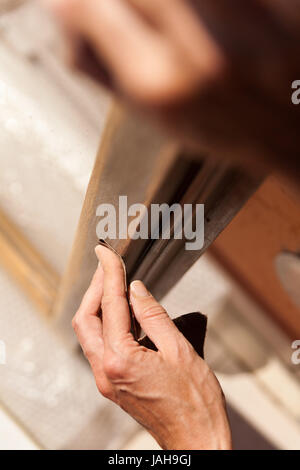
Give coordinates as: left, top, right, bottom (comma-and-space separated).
45, 0, 300, 182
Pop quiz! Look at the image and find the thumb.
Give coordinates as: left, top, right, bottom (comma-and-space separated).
129, 280, 183, 355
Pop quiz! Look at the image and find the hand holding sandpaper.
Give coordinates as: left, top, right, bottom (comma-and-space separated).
72, 243, 232, 450
98, 239, 207, 357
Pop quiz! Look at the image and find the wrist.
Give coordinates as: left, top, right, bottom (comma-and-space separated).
164, 418, 232, 450
157, 381, 232, 450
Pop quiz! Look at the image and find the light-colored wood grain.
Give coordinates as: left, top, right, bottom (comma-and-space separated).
0, 206, 59, 316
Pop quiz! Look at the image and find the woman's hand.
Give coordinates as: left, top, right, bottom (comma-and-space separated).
72, 244, 232, 450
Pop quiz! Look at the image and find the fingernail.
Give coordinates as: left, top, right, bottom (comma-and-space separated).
98, 261, 102, 268
131, 280, 150, 298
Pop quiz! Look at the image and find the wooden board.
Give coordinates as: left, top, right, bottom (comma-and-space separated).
52, 104, 177, 344
53, 103, 260, 346
0, 206, 59, 316
211, 175, 300, 338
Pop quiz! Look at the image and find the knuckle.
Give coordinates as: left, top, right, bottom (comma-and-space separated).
100, 387, 113, 400
126, 71, 178, 107
122, 50, 224, 107
72, 313, 81, 333
101, 260, 124, 278
171, 335, 194, 362
96, 380, 113, 400
119, 53, 181, 106
141, 303, 167, 322
103, 352, 128, 381
102, 293, 125, 310
101, 295, 114, 310
82, 342, 96, 362
126, 51, 228, 108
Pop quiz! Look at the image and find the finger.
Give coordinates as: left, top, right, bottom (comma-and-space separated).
45, 0, 202, 103
72, 264, 105, 376
77, 263, 104, 319
45, 0, 159, 83
95, 245, 132, 349
126, 0, 223, 72
126, 0, 187, 28
129, 280, 183, 355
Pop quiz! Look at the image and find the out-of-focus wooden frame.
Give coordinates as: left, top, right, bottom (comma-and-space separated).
52, 105, 259, 345
0, 205, 59, 316
0, 104, 259, 345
